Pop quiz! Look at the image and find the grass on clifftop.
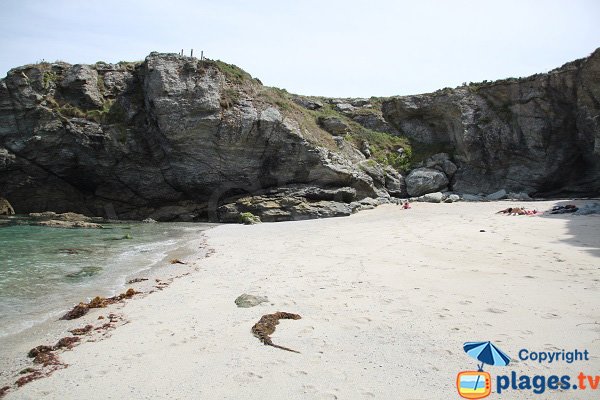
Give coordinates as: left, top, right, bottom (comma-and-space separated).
256, 87, 413, 171
213, 60, 254, 83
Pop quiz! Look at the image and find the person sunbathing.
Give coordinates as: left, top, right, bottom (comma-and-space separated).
497, 207, 527, 215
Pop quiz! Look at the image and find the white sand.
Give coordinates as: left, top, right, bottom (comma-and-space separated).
5, 201, 600, 399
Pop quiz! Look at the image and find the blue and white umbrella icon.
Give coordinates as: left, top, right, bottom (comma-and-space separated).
463, 341, 511, 392
464, 341, 511, 370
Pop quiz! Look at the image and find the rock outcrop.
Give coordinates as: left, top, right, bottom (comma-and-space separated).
405, 168, 449, 197
0, 54, 380, 221
1, 49, 599, 222
383, 49, 600, 197
0, 197, 15, 215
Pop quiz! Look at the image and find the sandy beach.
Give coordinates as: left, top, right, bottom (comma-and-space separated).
3, 201, 599, 399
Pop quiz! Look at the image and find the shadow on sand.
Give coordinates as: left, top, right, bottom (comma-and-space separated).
538, 199, 600, 258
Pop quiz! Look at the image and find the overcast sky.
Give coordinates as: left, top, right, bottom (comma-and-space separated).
1, 0, 599, 97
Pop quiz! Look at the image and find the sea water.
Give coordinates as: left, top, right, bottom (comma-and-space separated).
0, 220, 212, 338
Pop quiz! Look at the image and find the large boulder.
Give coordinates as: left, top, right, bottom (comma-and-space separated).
405, 168, 449, 197
60, 64, 104, 109
317, 116, 350, 136
0, 197, 15, 215
485, 189, 508, 201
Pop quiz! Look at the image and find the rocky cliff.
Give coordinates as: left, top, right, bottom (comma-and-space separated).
383, 49, 600, 196
1, 49, 598, 221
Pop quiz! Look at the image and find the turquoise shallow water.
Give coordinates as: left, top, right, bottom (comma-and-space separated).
0, 220, 211, 337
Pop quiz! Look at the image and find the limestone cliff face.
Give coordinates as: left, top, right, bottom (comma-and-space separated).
382, 49, 600, 196
1, 49, 598, 221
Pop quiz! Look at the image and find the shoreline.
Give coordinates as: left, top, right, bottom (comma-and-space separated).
0, 224, 215, 389
2, 200, 599, 399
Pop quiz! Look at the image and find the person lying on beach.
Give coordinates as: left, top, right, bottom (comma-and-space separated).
497, 207, 519, 215
496, 207, 538, 216
401, 201, 411, 209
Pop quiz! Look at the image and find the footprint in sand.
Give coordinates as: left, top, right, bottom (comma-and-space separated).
459, 300, 472, 305
319, 393, 338, 400
541, 313, 561, 319
486, 308, 507, 314
352, 316, 373, 324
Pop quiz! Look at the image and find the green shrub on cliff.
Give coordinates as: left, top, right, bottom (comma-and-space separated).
239, 212, 261, 225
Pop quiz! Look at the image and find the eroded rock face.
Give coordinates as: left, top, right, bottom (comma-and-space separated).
217, 185, 359, 222
1, 49, 598, 221
0, 53, 377, 221
318, 116, 350, 135
382, 49, 600, 196
60, 64, 104, 109
0, 197, 14, 215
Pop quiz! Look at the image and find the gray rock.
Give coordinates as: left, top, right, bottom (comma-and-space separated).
360, 140, 371, 158
234, 294, 269, 308
335, 103, 354, 112
292, 97, 323, 110
0, 197, 15, 215
382, 49, 600, 196
60, 64, 104, 109
358, 161, 385, 186
33, 220, 103, 229
418, 153, 458, 178
350, 98, 371, 107
405, 168, 449, 197
383, 166, 407, 197
444, 194, 461, 203
217, 185, 358, 222
486, 189, 508, 201
142, 218, 157, 223
421, 192, 444, 203
358, 197, 378, 206
28, 212, 94, 222
461, 194, 484, 202
318, 116, 350, 135
507, 192, 532, 201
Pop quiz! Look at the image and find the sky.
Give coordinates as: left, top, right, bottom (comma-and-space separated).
1, 0, 599, 97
